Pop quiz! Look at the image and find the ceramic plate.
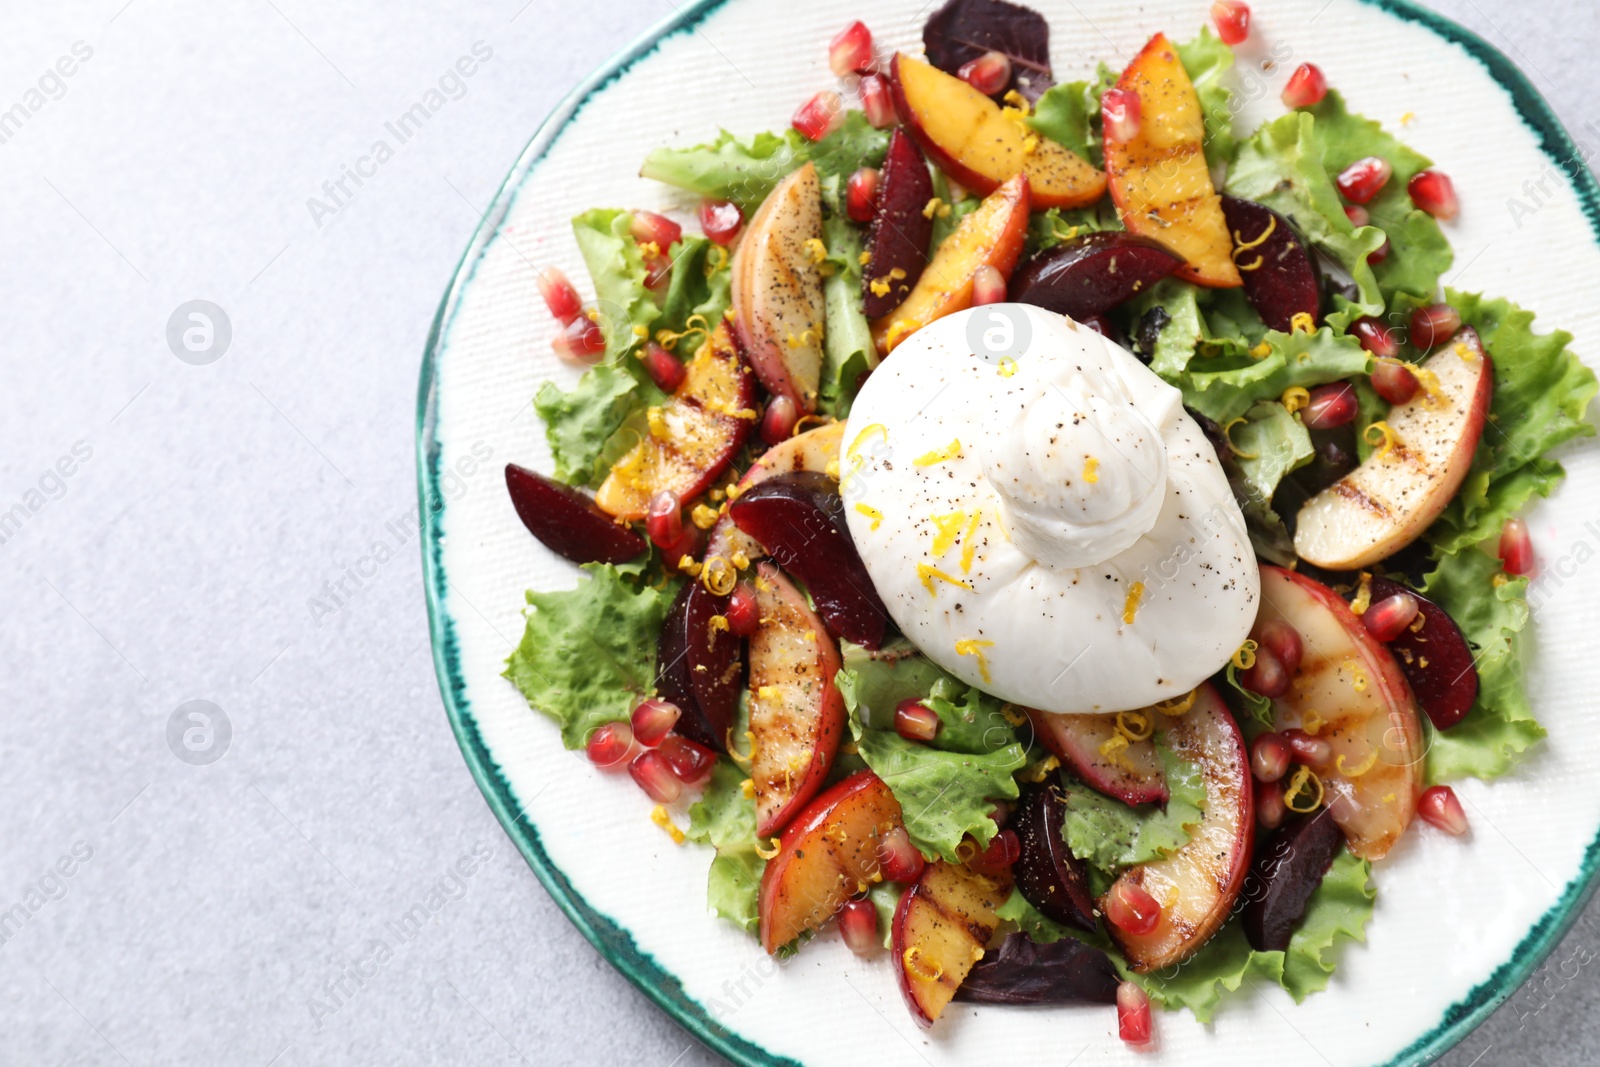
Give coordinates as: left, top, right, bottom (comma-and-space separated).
418, 2, 1600, 1062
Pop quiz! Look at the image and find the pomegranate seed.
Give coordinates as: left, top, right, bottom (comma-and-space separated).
838, 897, 879, 955
1257, 619, 1304, 675
1210, 0, 1251, 44
1105, 879, 1161, 936
1282, 729, 1332, 767
972, 265, 1007, 306
1410, 303, 1462, 350
537, 268, 583, 325
1101, 88, 1142, 143
1302, 382, 1358, 429
645, 490, 684, 549
761, 394, 798, 445
846, 167, 881, 223
1118, 982, 1153, 1046
988, 802, 1010, 830
698, 199, 743, 245
1409, 169, 1460, 220
1364, 591, 1421, 642
1240, 645, 1289, 699
629, 750, 681, 803
1418, 785, 1470, 836
858, 72, 897, 129
551, 315, 606, 365
726, 582, 760, 635
957, 51, 1011, 97
660, 734, 717, 785
1344, 204, 1370, 227
630, 210, 682, 251
1369, 236, 1391, 264
630, 698, 681, 747
793, 90, 842, 142
895, 698, 941, 742
968, 830, 1020, 876
641, 342, 686, 394
879, 826, 925, 883
661, 522, 700, 568
1282, 63, 1328, 109
586, 721, 635, 769
1252, 732, 1291, 783
1499, 517, 1535, 577
1081, 313, 1115, 338
1370, 357, 1418, 403
1351, 317, 1400, 359
1336, 156, 1393, 205
828, 20, 874, 78
1256, 780, 1287, 830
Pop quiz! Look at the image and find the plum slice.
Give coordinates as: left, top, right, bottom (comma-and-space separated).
893, 859, 1013, 1027
1007, 232, 1182, 321
1241, 805, 1345, 952
504, 463, 647, 565
655, 580, 742, 751
956, 934, 1120, 1005
1220, 196, 1321, 332
1011, 783, 1096, 932
729, 471, 890, 650
1026, 708, 1168, 806
862, 128, 936, 321
1369, 576, 1479, 730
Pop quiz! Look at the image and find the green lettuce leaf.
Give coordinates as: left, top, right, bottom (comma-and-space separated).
1426, 291, 1598, 553
1229, 399, 1313, 512
1421, 548, 1544, 782
657, 234, 733, 338
868, 880, 904, 949
533, 365, 651, 487
806, 110, 891, 179
994, 887, 1085, 945
1175, 26, 1237, 169
836, 640, 1020, 755
504, 565, 678, 749
571, 208, 660, 364
686, 758, 763, 934
853, 729, 1026, 864
1168, 325, 1372, 425
1027, 79, 1103, 165
640, 127, 806, 213
1059, 744, 1205, 873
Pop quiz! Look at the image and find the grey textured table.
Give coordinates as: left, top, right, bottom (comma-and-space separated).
2, 1, 1593, 1064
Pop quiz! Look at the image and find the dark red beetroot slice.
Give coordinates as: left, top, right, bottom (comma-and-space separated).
655, 581, 742, 751
728, 471, 890, 650
1221, 196, 1321, 333
955, 933, 1119, 1005
922, 0, 1054, 101
1008, 232, 1182, 321
1369, 576, 1479, 730
1241, 805, 1345, 952
861, 129, 935, 321
1011, 782, 1097, 932
505, 463, 647, 566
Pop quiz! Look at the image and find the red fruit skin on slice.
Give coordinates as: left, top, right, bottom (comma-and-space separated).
1368, 576, 1478, 730
504, 463, 647, 565
862, 129, 936, 320
1011, 783, 1097, 932
1220, 196, 1321, 332
655, 581, 742, 751
1007, 232, 1182, 320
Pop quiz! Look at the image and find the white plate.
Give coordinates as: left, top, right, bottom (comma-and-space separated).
417, 2, 1600, 1062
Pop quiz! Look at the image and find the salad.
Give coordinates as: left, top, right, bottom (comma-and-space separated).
499, 0, 1597, 1047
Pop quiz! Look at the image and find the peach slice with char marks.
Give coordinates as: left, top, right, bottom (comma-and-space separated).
757, 770, 903, 954
1254, 565, 1423, 860
889, 53, 1105, 210
1026, 708, 1168, 807
1294, 330, 1494, 570
730, 161, 826, 412
1101, 683, 1253, 973
704, 419, 844, 569
870, 173, 1030, 354
748, 562, 846, 837
594, 321, 756, 521
1105, 34, 1242, 288
892, 859, 1014, 1028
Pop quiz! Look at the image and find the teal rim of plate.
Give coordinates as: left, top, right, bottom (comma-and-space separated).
416, 3, 1600, 1064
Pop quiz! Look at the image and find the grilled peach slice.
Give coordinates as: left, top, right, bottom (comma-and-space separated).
889, 54, 1105, 210
730, 161, 826, 412
1105, 34, 1241, 288
594, 321, 755, 520
757, 770, 903, 954
870, 173, 1030, 354
748, 563, 846, 837
703, 420, 843, 569
1294, 330, 1493, 570
1253, 566, 1423, 860
1026, 708, 1168, 806
1101, 684, 1253, 972
893, 859, 1014, 1027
